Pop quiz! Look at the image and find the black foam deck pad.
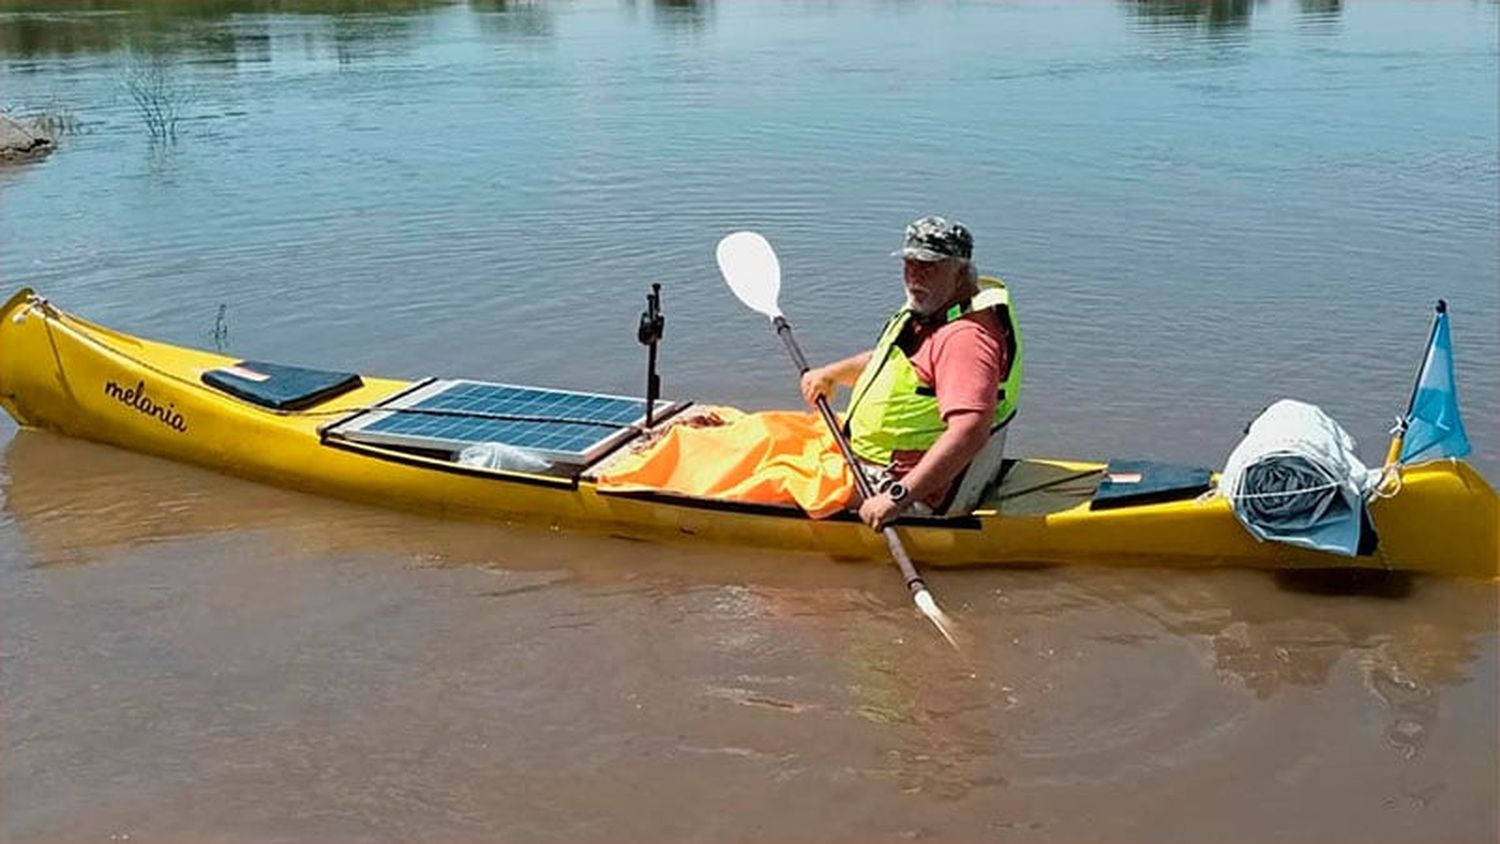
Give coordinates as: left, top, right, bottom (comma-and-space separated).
202, 360, 363, 411
1090, 459, 1214, 510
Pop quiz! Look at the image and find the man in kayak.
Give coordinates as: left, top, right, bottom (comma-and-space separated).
800, 216, 1022, 529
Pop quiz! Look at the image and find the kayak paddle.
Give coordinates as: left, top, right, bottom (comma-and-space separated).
715, 230, 959, 649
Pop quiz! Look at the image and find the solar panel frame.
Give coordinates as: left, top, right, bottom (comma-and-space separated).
324, 379, 687, 466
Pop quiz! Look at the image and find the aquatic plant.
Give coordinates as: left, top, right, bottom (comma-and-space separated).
123, 52, 194, 140
22, 99, 83, 137
211, 303, 230, 352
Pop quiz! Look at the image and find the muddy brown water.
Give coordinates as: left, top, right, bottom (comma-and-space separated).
2, 429, 1496, 841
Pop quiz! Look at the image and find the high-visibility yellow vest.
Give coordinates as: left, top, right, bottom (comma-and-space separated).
845, 277, 1022, 466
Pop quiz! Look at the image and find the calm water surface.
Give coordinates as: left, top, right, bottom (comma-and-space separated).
1, 1, 1497, 841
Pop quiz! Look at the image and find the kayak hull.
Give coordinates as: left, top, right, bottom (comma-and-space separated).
2, 288, 1495, 578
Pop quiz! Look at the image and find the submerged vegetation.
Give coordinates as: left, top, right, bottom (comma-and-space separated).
2, 98, 81, 136
25, 102, 82, 138
210, 303, 229, 352
123, 52, 193, 140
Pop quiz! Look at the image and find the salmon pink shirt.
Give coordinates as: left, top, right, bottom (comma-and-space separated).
888, 308, 1011, 504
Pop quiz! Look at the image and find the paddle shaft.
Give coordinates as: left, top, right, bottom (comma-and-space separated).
772, 316, 928, 595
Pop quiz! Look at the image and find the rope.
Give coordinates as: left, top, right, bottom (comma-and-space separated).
1215, 466, 1403, 503
38, 299, 224, 396
1367, 463, 1405, 500
1218, 479, 1345, 502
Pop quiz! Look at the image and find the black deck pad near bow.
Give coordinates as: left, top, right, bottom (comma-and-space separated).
202, 360, 363, 411
1090, 459, 1214, 510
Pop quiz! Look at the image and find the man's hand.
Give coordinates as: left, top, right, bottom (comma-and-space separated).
858, 491, 905, 531
797, 351, 873, 407
800, 366, 838, 407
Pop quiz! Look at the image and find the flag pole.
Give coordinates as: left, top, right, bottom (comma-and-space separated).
1383, 299, 1446, 467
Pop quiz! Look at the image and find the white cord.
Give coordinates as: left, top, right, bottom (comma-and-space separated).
1218, 463, 1403, 504
1367, 464, 1405, 500
1219, 479, 1344, 502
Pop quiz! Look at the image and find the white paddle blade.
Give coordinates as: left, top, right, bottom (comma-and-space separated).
913, 589, 961, 651
715, 230, 783, 319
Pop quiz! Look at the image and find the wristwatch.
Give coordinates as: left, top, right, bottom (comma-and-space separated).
886, 482, 910, 509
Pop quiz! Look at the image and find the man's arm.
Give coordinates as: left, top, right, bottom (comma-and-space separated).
858, 316, 1006, 530
858, 409, 989, 529
893, 409, 990, 503
800, 350, 873, 406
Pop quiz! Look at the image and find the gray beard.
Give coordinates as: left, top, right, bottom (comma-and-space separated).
905, 295, 940, 317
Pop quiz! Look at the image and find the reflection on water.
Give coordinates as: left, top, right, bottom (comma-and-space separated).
1124, 0, 1262, 31
1124, 0, 1347, 37
469, 0, 553, 40
0, 0, 729, 61
1069, 570, 1495, 766
1297, 0, 1342, 20
0, 0, 453, 60
648, 0, 711, 32
0, 0, 1360, 63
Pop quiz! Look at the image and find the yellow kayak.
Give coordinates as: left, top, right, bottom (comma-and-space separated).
1, 287, 1495, 579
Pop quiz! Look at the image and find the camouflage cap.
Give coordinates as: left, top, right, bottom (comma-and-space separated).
893, 215, 973, 262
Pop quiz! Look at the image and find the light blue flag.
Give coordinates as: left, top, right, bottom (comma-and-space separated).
1399, 309, 1471, 464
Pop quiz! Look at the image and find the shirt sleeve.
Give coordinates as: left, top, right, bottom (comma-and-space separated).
929, 315, 1007, 421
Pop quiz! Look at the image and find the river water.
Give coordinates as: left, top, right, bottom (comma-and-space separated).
1, 1, 1496, 841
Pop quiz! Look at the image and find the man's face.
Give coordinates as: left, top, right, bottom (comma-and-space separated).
903, 257, 963, 315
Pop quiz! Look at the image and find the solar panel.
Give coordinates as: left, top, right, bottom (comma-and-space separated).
325, 379, 687, 466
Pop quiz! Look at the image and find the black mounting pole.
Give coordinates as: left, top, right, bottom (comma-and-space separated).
637, 283, 665, 427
